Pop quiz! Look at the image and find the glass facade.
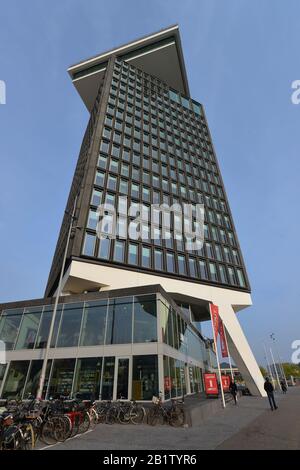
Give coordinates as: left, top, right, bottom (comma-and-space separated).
0, 291, 216, 401
80, 57, 249, 291
0, 294, 158, 351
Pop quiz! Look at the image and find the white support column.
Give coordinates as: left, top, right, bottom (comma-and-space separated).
219, 304, 266, 397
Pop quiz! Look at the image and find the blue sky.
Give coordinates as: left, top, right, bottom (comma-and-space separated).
0, 0, 299, 366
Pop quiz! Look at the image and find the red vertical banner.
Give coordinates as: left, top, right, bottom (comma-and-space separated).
221, 375, 231, 392
204, 373, 218, 396
209, 303, 220, 340
219, 320, 229, 358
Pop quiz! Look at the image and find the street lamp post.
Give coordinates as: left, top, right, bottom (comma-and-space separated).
36, 196, 79, 399
270, 333, 288, 389
262, 341, 274, 383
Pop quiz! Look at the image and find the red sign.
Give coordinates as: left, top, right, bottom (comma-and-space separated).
221, 375, 231, 392
164, 376, 171, 391
209, 304, 219, 340
219, 320, 229, 358
204, 373, 219, 395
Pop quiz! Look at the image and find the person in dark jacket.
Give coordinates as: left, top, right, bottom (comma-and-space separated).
229, 379, 238, 405
280, 380, 287, 394
264, 377, 278, 410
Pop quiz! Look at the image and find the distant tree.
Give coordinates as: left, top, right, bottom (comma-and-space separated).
282, 363, 300, 378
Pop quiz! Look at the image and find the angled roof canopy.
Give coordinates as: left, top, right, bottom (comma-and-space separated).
68, 25, 190, 112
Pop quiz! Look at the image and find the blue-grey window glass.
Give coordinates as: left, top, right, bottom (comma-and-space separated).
98, 238, 111, 259
189, 257, 197, 277
209, 262, 218, 282
113, 240, 125, 262
91, 189, 102, 206
181, 96, 190, 110
154, 249, 163, 270
82, 232, 96, 256
80, 300, 107, 347
35, 306, 52, 349
50, 306, 63, 347
0, 308, 23, 350
228, 267, 236, 285
2, 360, 30, 399
219, 265, 228, 284
15, 307, 42, 350
192, 102, 201, 115
87, 210, 98, 230
178, 255, 186, 275
95, 171, 105, 187
141, 246, 151, 268
199, 260, 208, 279
237, 269, 246, 288
166, 252, 175, 273
169, 90, 180, 103
105, 297, 133, 344
133, 295, 157, 343
57, 303, 83, 348
98, 154, 108, 169
128, 243, 138, 265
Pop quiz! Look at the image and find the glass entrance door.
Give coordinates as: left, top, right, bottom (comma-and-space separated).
114, 357, 131, 400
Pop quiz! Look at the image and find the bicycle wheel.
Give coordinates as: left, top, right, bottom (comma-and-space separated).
41, 419, 56, 446
106, 407, 118, 425
130, 404, 146, 425
78, 411, 90, 434
118, 406, 131, 425
147, 407, 163, 426
20, 423, 35, 450
54, 415, 72, 442
170, 408, 185, 427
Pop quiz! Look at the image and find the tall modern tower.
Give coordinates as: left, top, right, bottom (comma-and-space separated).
0, 25, 265, 400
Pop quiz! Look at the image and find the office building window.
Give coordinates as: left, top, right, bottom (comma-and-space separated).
166, 252, 175, 273
128, 243, 138, 265
83, 232, 96, 256
199, 260, 208, 280
142, 246, 151, 268
98, 238, 111, 259
154, 249, 163, 270
113, 240, 125, 262
178, 255, 187, 275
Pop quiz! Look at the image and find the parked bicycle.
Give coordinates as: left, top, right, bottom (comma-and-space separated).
147, 394, 185, 427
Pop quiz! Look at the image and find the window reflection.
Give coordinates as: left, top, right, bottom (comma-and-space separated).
15, 307, 42, 350
133, 295, 157, 343
106, 297, 133, 345
80, 301, 107, 346
57, 303, 83, 348
73, 357, 102, 400
2, 361, 30, 399
0, 309, 23, 350
132, 355, 158, 400
48, 359, 76, 398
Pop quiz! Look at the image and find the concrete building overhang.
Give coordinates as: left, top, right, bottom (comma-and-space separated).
68, 24, 190, 112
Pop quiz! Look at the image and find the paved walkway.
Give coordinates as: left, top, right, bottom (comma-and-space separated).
40, 387, 300, 450
217, 386, 300, 450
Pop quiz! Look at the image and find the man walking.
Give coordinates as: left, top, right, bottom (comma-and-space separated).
264, 377, 278, 411
229, 378, 238, 405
